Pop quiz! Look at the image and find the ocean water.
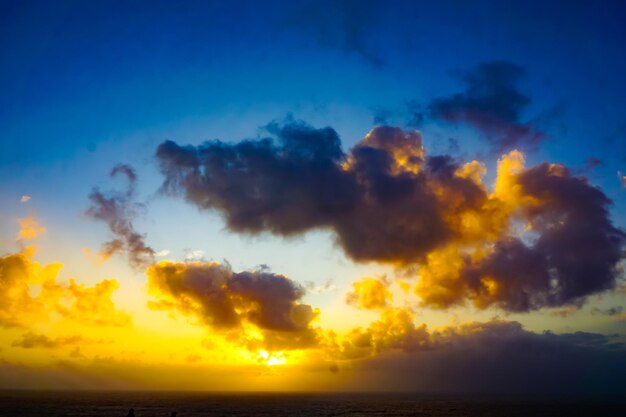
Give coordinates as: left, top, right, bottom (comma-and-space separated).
0, 391, 624, 417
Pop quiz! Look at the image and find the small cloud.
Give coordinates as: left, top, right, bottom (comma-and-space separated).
155, 249, 171, 257
550, 306, 579, 317
186, 353, 202, 363
618, 171, 626, 187
346, 277, 392, 310
20, 195, 31, 203
304, 279, 337, 294
585, 158, 603, 170
184, 249, 205, 261
11, 332, 84, 349
591, 306, 624, 317
17, 216, 46, 241
70, 347, 84, 358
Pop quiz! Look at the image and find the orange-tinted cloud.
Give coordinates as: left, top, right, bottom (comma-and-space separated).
11, 332, 86, 349
147, 261, 320, 351
57, 279, 131, 327
346, 277, 392, 310
330, 307, 430, 360
0, 250, 130, 329
0, 250, 62, 327
16, 216, 47, 241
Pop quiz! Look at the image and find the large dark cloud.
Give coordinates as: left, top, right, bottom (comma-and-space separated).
156, 121, 624, 312
344, 320, 626, 395
460, 164, 625, 311
157, 122, 484, 264
147, 261, 319, 350
86, 164, 155, 269
429, 61, 544, 151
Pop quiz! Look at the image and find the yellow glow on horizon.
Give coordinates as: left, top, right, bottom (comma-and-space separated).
257, 350, 287, 366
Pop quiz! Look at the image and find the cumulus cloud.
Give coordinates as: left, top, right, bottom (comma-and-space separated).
417, 152, 625, 311
0, 250, 130, 328
147, 261, 319, 351
157, 123, 481, 264
57, 279, 131, 327
86, 164, 155, 269
346, 277, 392, 309
331, 308, 431, 360
429, 61, 544, 151
0, 250, 61, 327
156, 121, 624, 312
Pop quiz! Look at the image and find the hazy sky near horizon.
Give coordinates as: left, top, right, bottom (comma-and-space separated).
1, 0, 626, 394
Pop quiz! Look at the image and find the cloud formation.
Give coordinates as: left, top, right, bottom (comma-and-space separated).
0, 249, 130, 328
341, 319, 626, 395
157, 121, 624, 312
147, 261, 319, 351
346, 277, 392, 310
16, 216, 47, 241
429, 61, 543, 151
286, 0, 384, 66
11, 332, 86, 349
591, 306, 624, 317
86, 164, 155, 269
157, 123, 479, 264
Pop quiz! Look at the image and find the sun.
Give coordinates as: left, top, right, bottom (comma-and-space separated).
257, 350, 287, 366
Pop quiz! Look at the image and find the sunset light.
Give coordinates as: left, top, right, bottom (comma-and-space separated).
1, 1, 626, 415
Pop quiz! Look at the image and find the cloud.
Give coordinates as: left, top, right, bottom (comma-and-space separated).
147, 260, 320, 351
339, 319, 626, 395
331, 308, 431, 360
86, 164, 155, 269
156, 121, 624, 313
16, 216, 46, 241
591, 306, 624, 317
285, 0, 385, 66
346, 277, 392, 309
618, 170, 626, 187
19, 195, 31, 203
11, 332, 85, 349
57, 279, 131, 327
0, 249, 130, 328
417, 152, 625, 312
0, 250, 61, 327
303, 279, 336, 294
429, 61, 544, 151
183, 249, 204, 262
157, 123, 480, 264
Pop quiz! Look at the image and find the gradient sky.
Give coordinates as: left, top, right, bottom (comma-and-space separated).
1, 0, 626, 394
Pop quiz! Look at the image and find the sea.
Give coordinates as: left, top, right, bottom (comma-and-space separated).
0, 391, 624, 417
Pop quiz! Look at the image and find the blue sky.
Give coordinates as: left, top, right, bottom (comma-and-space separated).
1, 0, 626, 353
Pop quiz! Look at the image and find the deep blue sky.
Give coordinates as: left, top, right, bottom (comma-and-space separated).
2, 0, 626, 287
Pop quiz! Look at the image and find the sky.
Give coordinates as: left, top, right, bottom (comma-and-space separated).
1, 0, 626, 394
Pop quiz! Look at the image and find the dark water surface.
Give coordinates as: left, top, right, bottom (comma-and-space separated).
0, 391, 624, 417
